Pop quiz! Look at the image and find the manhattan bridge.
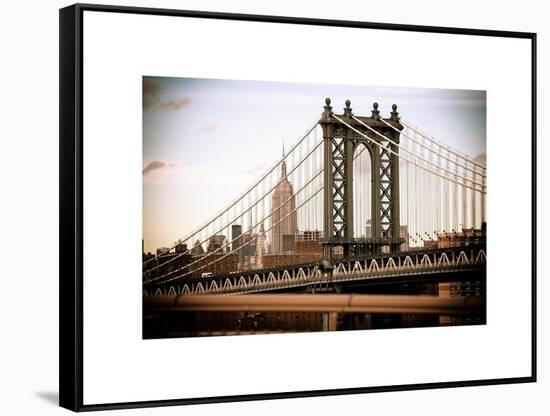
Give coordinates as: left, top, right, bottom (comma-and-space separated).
142, 98, 486, 333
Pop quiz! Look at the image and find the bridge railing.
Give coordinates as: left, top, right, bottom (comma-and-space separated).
143, 247, 486, 297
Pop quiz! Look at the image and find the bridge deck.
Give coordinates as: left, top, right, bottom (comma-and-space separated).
144, 246, 486, 296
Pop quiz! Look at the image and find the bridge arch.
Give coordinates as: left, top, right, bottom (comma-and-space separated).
352, 141, 373, 244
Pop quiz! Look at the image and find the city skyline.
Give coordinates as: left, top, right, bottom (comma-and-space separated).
143, 76, 486, 254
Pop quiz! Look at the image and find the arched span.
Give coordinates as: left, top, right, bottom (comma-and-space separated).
352, 141, 373, 240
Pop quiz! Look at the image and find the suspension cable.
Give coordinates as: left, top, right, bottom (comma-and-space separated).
146, 132, 375, 274
332, 114, 485, 194
351, 115, 485, 190
144, 168, 324, 283
149, 185, 324, 286
144, 128, 323, 272
401, 119, 486, 169
378, 117, 486, 178
143, 120, 320, 265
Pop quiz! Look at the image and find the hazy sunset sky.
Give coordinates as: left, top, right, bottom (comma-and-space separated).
143, 77, 486, 253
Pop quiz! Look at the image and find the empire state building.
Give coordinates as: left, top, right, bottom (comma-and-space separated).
271, 157, 297, 253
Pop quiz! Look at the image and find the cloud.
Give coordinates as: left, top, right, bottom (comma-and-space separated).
143, 78, 192, 111
142, 159, 252, 187
142, 160, 166, 175
142, 160, 192, 185
143, 79, 163, 109
158, 97, 192, 110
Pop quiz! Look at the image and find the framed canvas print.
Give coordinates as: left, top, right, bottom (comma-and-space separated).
59, 3, 537, 411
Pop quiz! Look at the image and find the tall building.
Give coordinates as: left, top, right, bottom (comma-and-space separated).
231, 225, 242, 252
174, 240, 187, 253
156, 247, 170, 256
400, 225, 409, 251
231, 224, 243, 264
365, 219, 372, 238
295, 230, 322, 242
208, 235, 226, 253
255, 222, 267, 268
191, 239, 205, 255
241, 231, 256, 258
271, 155, 297, 253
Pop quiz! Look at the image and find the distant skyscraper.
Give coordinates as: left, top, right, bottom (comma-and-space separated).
231, 224, 243, 263
208, 235, 226, 253
191, 239, 205, 255
156, 247, 170, 257
400, 225, 409, 251
231, 224, 242, 252
255, 222, 267, 267
365, 219, 372, 238
271, 154, 297, 253
241, 231, 256, 258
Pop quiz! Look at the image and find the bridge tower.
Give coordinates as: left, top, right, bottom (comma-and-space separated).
320, 98, 404, 260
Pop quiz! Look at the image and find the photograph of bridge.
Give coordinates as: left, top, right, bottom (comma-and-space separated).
142, 77, 486, 339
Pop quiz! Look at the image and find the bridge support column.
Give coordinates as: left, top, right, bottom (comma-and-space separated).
344, 111, 355, 257
371, 139, 382, 253
320, 98, 403, 260
390, 104, 401, 253
322, 98, 334, 262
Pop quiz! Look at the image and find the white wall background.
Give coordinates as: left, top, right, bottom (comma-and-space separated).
0, 0, 547, 414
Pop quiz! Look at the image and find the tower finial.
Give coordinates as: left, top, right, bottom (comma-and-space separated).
372, 102, 380, 118
390, 104, 399, 121
322, 97, 333, 121
281, 138, 287, 177
344, 99, 353, 117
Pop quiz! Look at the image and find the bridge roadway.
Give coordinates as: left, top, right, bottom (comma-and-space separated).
144, 244, 486, 297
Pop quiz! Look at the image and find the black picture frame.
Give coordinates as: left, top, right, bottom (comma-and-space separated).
59, 3, 537, 411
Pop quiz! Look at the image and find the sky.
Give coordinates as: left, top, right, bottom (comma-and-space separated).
143, 77, 486, 254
